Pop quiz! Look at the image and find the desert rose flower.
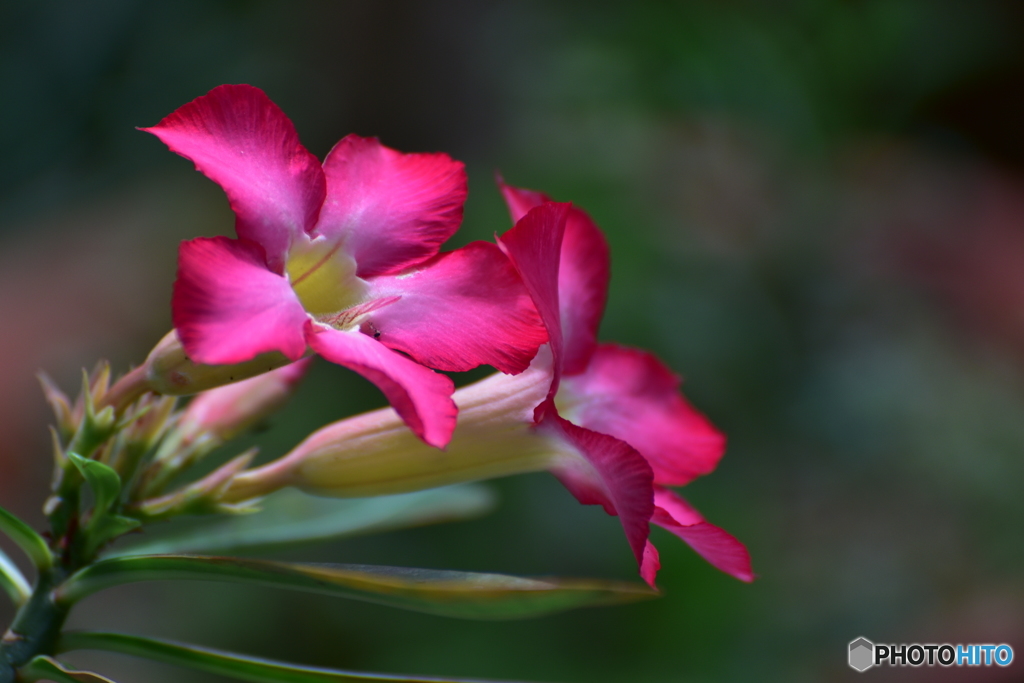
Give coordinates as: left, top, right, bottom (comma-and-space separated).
143, 84, 546, 447
497, 183, 752, 586
225, 188, 752, 586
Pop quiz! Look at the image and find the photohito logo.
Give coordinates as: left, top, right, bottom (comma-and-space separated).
849, 638, 875, 672
848, 637, 1014, 672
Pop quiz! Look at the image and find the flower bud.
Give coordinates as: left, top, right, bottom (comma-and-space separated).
178, 358, 313, 443
143, 330, 301, 396
224, 362, 564, 502
135, 450, 259, 519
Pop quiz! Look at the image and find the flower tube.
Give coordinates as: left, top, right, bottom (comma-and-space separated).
226, 353, 557, 500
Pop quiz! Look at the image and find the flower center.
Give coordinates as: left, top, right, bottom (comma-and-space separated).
552, 382, 585, 423
286, 236, 369, 329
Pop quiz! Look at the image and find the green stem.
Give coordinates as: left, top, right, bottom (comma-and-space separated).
0, 570, 71, 683
46, 465, 82, 547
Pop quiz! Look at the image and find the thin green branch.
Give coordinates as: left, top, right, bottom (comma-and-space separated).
0, 505, 52, 572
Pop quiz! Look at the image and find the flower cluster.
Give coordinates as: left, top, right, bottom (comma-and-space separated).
149, 85, 753, 587
0, 83, 752, 683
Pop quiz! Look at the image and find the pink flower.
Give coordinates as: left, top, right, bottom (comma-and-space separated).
144, 85, 546, 447
496, 182, 753, 586
226, 185, 751, 587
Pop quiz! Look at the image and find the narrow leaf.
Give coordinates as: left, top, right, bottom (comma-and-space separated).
56, 555, 656, 619
93, 515, 143, 541
108, 485, 495, 557
59, 632, 531, 683
68, 453, 122, 514
0, 503, 53, 571
19, 655, 118, 683
0, 544, 31, 606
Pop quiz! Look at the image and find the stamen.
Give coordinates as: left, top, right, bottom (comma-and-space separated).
317, 296, 402, 331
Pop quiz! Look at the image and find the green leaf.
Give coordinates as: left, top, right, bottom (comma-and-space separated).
67, 453, 139, 556
0, 544, 30, 606
59, 632, 533, 683
107, 485, 495, 557
92, 515, 143, 541
0, 503, 53, 571
19, 655, 118, 683
56, 555, 656, 619
68, 452, 122, 514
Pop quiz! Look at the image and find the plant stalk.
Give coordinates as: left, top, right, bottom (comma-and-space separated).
0, 570, 71, 683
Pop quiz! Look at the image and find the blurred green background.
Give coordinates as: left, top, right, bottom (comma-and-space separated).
3, 1, 1024, 681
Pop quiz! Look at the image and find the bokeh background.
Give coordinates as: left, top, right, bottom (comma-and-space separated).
3, 1, 1024, 680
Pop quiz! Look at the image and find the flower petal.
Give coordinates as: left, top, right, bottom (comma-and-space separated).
497, 175, 547, 223
651, 488, 754, 583
560, 344, 725, 486
365, 242, 547, 375
558, 208, 610, 374
497, 202, 570, 412
173, 237, 308, 364
499, 180, 609, 375
544, 415, 654, 570
304, 322, 456, 448
318, 135, 467, 278
142, 85, 326, 272
640, 541, 661, 589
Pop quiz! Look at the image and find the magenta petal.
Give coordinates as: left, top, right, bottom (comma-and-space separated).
304, 322, 457, 448
498, 177, 549, 223
318, 135, 467, 278
142, 85, 326, 272
544, 415, 654, 569
498, 181, 609, 374
652, 488, 754, 582
562, 344, 726, 486
173, 237, 309, 364
640, 541, 661, 589
497, 203, 570, 411
366, 242, 547, 375
558, 209, 610, 375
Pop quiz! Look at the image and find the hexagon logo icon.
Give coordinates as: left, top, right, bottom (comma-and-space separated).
849, 637, 875, 672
